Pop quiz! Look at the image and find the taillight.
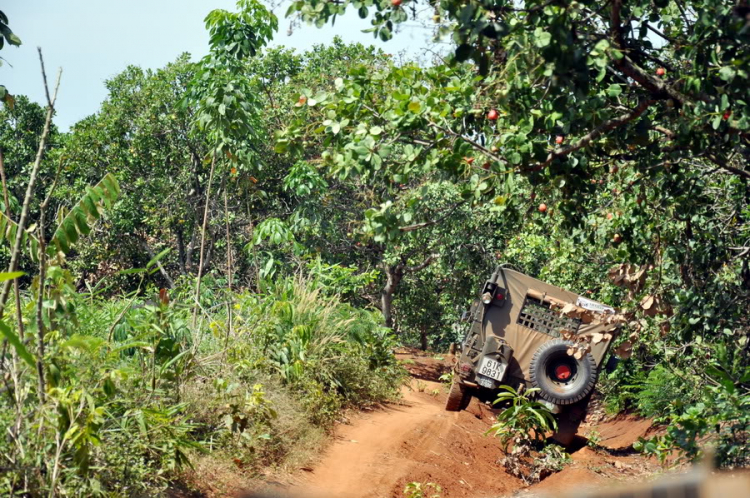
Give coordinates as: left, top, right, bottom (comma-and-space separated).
460, 363, 472, 372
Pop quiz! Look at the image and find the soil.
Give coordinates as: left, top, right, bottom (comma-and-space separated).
275, 351, 663, 498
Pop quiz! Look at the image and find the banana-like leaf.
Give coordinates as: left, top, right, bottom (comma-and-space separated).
0, 211, 42, 263
48, 173, 120, 259
0, 173, 120, 263
0, 320, 35, 370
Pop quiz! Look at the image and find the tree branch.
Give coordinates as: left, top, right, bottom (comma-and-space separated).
524, 99, 655, 172
705, 154, 750, 181
428, 121, 508, 166
404, 253, 439, 274
399, 200, 466, 232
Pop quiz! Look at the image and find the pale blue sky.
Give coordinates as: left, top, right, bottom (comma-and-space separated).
2, 0, 436, 130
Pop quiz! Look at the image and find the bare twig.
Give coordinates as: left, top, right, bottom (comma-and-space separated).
223, 180, 233, 361
404, 254, 439, 273
33, 145, 63, 404
140, 238, 174, 288
191, 153, 216, 328
0, 48, 60, 326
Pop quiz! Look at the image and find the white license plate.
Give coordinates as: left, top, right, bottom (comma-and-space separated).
476, 375, 495, 388
478, 357, 507, 381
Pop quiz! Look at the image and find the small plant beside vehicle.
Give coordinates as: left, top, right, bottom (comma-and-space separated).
488, 385, 571, 483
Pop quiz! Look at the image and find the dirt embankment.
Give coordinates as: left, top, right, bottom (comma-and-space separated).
281, 352, 659, 498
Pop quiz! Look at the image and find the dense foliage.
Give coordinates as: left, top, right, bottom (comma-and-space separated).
281, 0, 749, 467
0, 0, 747, 493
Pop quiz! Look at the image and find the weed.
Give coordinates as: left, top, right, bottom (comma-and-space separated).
404, 481, 442, 498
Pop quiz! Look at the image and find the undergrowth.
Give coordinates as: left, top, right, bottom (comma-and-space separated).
0, 275, 405, 496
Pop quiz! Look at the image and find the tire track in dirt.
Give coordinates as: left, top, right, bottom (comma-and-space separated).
292, 355, 524, 498
288, 353, 659, 498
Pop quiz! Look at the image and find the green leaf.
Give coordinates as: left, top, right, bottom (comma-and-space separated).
0, 321, 35, 370
534, 28, 552, 48
607, 84, 622, 97
407, 101, 421, 113
0, 271, 24, 282
147, 248, 172, 269
48, 173, 120, 258
718, 66, 736, 82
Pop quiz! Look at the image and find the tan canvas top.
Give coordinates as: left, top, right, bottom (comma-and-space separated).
482, 269, 616, 382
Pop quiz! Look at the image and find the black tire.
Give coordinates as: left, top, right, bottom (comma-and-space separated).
551, 415, 580, 446
445, 379, 472, 411
529, 339, 597, 405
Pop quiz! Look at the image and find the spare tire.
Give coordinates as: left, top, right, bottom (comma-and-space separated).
529, 339, 597, 405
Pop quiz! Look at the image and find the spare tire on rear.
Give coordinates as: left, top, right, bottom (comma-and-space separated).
529, 339, 597, 405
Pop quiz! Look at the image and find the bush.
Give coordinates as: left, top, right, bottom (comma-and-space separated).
0, 273, 405, 495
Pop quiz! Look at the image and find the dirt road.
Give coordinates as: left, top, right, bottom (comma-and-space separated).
295, 380, 521, 497
289, 352, 658, 498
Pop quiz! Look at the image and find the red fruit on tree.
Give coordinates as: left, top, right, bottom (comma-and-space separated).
538, 203, 548, 213
723, 110, 732, 120
607, 212, 614, 220
487, 109, 499, 121
464, 157, 475, 165
391, 0, 402, 6
612, 233, 623, 244
656, 67, 666, 76
530, 191, 537, 201
482, 162, 491, 170
555, 135, 564, 145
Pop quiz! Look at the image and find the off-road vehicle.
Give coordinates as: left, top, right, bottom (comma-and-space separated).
446, 266, 617, 445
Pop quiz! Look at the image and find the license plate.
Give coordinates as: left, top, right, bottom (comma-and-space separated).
476, 375, 495, 388
478, 357, 506, 381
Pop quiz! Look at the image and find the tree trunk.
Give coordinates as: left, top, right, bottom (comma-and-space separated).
175, 226, 187, 274
380, 265, 402, 329
378, 254, 437, 329
420, 329, 428, 351
191, 154, 216, 328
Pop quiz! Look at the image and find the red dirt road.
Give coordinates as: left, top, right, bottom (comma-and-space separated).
294, 378, 522, 498
290, 352, 659, 498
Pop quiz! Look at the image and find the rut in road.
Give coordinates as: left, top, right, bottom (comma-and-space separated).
293, 375, 523, 498
284, 353, 657, 498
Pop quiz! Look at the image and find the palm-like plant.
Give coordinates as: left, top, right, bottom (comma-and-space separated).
488, 385, 557, 453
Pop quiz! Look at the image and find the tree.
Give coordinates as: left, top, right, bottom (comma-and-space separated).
0, 9, 22, 107
281, 0, 749, 463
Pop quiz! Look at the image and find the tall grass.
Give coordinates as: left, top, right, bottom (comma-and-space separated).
0, 274, 405, 496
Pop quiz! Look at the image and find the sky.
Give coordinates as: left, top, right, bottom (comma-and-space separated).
2, 0, 437, 131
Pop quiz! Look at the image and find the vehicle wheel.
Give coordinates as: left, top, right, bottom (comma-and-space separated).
529, 339, 597, 405
445, 379, 472, 411
551, 415, 579, 446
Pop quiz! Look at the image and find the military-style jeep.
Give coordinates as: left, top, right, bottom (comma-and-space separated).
446, 266, 617, 445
